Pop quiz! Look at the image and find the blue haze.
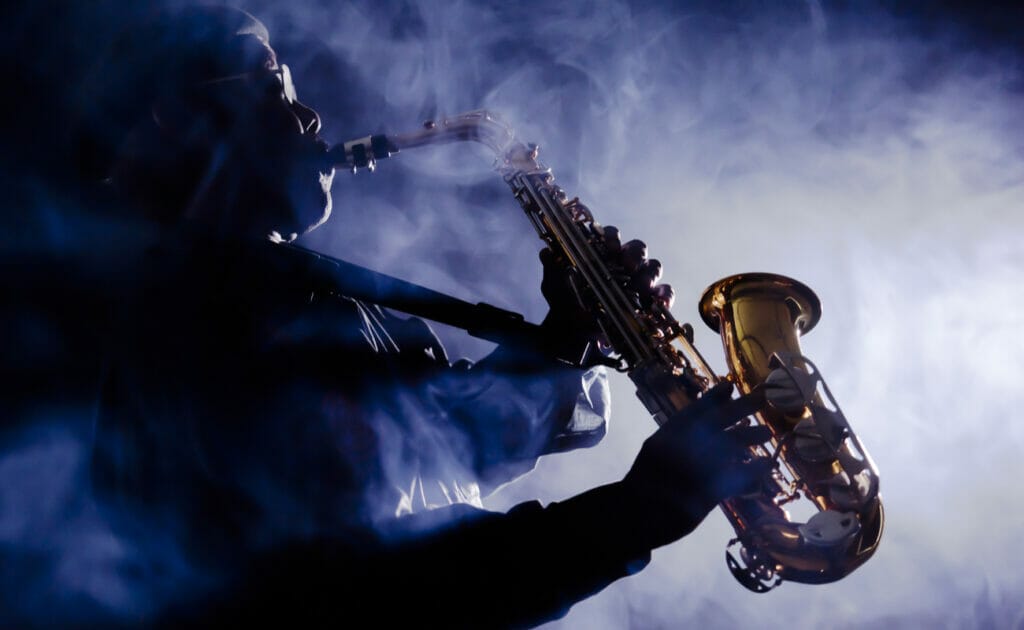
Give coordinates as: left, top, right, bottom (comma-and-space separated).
2, 1, 1023, 627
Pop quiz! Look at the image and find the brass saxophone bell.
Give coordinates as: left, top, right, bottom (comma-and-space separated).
699, 273, 820, 397
699, 273, 883, 590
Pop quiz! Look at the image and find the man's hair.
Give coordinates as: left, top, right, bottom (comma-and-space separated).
74, 5, 274, 184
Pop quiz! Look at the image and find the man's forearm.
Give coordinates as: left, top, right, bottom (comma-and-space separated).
184, 484, 652, 628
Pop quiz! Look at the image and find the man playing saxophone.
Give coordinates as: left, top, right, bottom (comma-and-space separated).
83, 6, 774, 627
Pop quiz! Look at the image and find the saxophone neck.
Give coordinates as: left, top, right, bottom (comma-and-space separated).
326, 109, 516, 172
393, 109, 515, 154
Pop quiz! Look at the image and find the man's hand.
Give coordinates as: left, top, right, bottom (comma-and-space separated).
621, 381, 774, 549
539, 226, 673, 346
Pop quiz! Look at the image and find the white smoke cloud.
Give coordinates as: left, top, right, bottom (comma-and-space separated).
231, 0, 1024, 625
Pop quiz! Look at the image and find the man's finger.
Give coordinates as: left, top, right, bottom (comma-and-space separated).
724, 424, 773, 448
706, 380, 735, 401
602, 225, 621, 253
670, 381, 734, 423
652, 283, 674, 309
703, 388, 767, 432
632, 259, 663, 292
621, 239, 647, 272
656, 381, 735, 443
679, 424, 769, 468
662, 388, 764, 446
711, 458, 775, 501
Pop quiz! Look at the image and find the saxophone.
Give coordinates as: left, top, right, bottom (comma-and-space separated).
326, 110, 884, 591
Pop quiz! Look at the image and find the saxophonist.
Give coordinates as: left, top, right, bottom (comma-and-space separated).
83, 6, 773, 627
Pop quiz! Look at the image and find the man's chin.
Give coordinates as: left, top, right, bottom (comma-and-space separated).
278, 174, 333, 240
306, 190, 332, 234
304, 169, 333, 233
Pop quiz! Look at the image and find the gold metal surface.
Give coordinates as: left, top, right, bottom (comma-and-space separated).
700, 273, 820, 392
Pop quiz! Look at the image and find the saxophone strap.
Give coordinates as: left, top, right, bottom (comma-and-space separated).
278, 243, 611, 370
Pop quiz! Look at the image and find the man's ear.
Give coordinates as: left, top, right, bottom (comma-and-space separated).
148, 93, 226, 156
149, 93, 191, 136
150, 104, 166, 130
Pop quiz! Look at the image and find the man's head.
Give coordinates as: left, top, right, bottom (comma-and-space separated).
79, 6, 334, 241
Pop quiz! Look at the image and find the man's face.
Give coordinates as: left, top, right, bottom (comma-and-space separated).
185, 37, 335, 241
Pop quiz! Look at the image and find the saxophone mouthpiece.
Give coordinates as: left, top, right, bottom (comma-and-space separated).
325, 134, 397, 173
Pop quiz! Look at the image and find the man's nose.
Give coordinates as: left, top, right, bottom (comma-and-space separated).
290, 100, 321, 135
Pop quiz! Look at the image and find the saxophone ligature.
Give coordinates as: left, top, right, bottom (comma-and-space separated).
325, 110, 884, 592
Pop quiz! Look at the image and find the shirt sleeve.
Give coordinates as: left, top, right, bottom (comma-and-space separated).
400, 313, 611, 496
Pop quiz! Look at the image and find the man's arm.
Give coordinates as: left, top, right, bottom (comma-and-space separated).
432, 342, 610, 496
168, 383, 772, 629
184, 489, 641, 628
